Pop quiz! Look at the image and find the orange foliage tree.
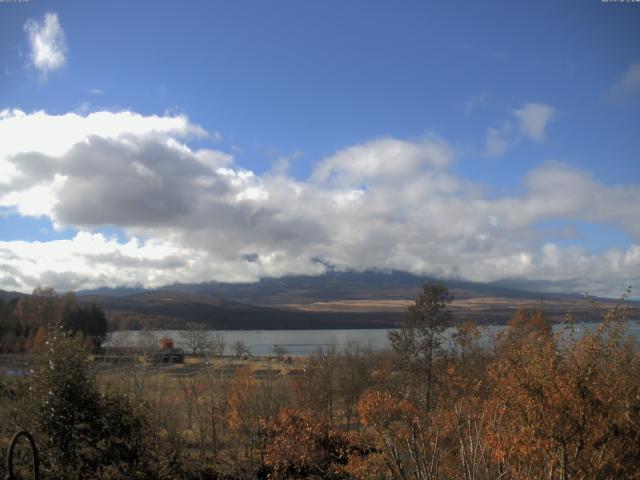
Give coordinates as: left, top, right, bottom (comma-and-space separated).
358, 390, 440, 480
488, 302, 640, 479
263, 408, 373, 479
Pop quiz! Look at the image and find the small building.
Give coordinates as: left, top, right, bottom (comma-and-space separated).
151, 347, 185, 364
149, 336, 184, 363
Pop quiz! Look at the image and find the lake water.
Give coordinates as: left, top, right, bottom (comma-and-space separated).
106, 321, 640, 356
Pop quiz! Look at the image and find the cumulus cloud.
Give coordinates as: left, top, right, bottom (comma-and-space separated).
0, 109, 206, 190
0, 109, 638, 297
311, 135, 453, 185
23, 12, 67, 76
608, 61, 640, 104
486, 103, 555, 156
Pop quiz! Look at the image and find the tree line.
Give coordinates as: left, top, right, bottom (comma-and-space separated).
0, 288, 107, 353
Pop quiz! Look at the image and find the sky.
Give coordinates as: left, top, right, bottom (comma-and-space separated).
0, 0, 639, 297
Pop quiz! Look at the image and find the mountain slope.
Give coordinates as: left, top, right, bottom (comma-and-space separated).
162, 270, 581, 305
78, 271, 638, 330
81, 290, 399, 330
8, 271, 636, 330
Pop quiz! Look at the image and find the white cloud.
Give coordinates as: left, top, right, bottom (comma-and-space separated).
23, 12, 67, 76
0, 175, 67, 218
0, 233, 192, 292
312, 135, 453, 185
486, 102, 555, 156
514, 103, 556, 141
0, 108, 638, 297
608, 61, 640, 104
485, 126, 509, 156
0, 109, 206, 188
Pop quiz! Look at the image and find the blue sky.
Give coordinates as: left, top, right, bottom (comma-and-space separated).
0, 0, 639, 296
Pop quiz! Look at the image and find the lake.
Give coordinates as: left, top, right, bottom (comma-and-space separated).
106, 321, 640, 356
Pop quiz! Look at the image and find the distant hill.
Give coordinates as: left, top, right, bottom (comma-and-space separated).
75, 286, 147, 297
80, 290, 398, 330
0, 289, 27, 302
160, 270, 584, 305
4, 271, 635, 330
72, 271, 639, 330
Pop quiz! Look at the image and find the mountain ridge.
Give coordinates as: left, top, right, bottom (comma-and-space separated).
77, 270, 619, 304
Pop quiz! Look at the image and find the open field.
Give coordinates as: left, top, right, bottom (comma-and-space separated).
282, 295, 640, 325
93, 354, 303, 379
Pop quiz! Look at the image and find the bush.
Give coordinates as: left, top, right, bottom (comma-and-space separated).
29, 326, 152, 480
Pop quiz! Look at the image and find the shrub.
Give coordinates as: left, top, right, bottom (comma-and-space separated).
29, 326, 152, 480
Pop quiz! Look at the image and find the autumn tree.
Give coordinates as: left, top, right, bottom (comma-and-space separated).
388, 283, 452, 409
335, 340, 374, 431
358, 390, 440, 480
451, 320, 483, 360
7, 288, 61, 351
205, 331, 226, 357
136, 327, 159, 360
233, 340, 250, 356
291, 344, 339, 424
3, 289, 107, 353
179, 321, 208, 356
487, 301, 640, 479
264, 408, 372, 479
501, 304, 553, 345
227, 367, 262, 471
197, 365, 233, 457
